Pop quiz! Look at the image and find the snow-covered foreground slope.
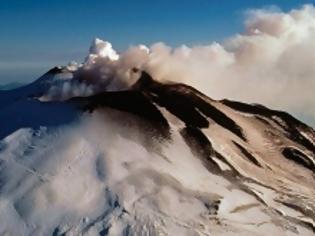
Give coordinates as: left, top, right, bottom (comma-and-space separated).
0, 69, 314, 236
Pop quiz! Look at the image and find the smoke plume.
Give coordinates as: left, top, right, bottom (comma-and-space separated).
44, 5, 315, 126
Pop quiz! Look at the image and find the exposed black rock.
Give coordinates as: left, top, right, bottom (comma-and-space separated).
222, 99, 315, 153
233, 141, 262, 167
213, 150, 239, 177
180, 127, 222, 174
282, 147, 314, 173
134, 71, 246, 141
69, 71, 246, 142
70, 90, 171, 139
180, 127, 214, 159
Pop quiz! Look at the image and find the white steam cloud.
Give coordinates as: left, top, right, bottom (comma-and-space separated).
44, 5, 315, 126
143, 5, 315, 125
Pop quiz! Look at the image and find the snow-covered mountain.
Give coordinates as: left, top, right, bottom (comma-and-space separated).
0, 65, 314, 236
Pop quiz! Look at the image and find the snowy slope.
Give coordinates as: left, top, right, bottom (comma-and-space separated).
0, 68, 314, 236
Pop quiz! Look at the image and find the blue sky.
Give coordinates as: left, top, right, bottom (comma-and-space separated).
0, 0, 313, 83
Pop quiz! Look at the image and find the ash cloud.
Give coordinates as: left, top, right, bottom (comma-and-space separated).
43, 5, 315, 126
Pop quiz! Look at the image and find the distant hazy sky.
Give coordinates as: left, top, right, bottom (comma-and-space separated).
0, 0, 312, 83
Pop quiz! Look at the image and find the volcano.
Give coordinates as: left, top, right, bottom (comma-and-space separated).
0, 67, 314, 236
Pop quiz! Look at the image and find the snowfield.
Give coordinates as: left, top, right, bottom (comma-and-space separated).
0, 66, 314, 236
